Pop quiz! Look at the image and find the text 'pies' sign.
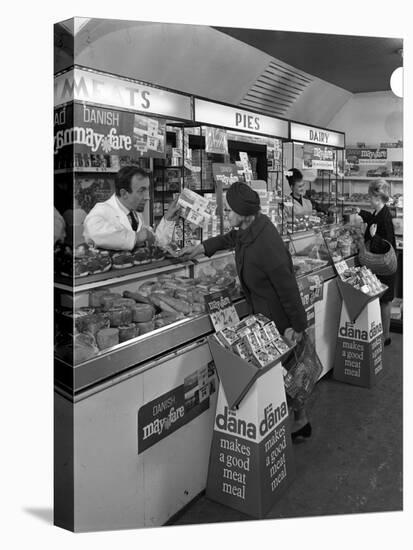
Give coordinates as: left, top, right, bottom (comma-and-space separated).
290, 122, 345, 148
194, 99, 289, 138
54, 67, 192, 120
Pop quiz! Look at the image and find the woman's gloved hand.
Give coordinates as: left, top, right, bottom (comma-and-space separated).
284, 327, 304, 346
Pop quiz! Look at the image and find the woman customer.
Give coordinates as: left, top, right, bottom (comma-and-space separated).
180, 181, 311, 440
284, 168, 313, 218
355, 179, 396, 346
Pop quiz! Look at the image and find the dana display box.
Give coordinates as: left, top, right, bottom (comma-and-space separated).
206, 335, 294, 517
206, 360, 294, 518
334, 279, 384, 388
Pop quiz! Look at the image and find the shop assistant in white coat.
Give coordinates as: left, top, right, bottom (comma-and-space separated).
283, 168, 313, 219
83, 166, 180, 250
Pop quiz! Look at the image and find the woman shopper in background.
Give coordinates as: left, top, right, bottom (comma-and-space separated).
179, 181, 311, 440
355, 179, 396, 346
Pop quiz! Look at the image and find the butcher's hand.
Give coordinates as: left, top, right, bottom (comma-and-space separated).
135, 227, 150, 245
165, 199, 181, 222
370, 224, 377, 237
178, 243, 205, 260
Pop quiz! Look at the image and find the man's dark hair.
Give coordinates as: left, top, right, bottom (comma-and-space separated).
115, 166, 149, 196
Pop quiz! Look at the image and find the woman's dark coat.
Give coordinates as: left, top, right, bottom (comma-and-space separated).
203, 213, 307, 334
359, 204, 397, 302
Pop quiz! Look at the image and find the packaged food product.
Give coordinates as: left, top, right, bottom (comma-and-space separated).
96, 328, 119, 350
216, 327, 239, 348
89, 289, 111, 308
243, 332, 262, 354
273, 338, 290, 355
111, 298, 137, 309
132, 304, 154, 323
100, 293, 122, 310
263, 321, 281, 341
118, 324, 137, 343
108, 306, 126, 327
136, 320, 155, 335
232, 340, 251, 361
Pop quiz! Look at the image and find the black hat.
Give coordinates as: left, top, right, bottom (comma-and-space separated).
226, 182, 260, 216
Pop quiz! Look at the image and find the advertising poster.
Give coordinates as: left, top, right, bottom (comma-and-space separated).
205, 126, 229, 155
267, 139, 282, 170
303, 144, 334, 170
205, 289, 240, 332
206, 364, 294, 518
133, 114, 166, 157
212, 163, 239, 188
54, 103, 166, 158
346, 148, 388, 166
137, 362, 216, 453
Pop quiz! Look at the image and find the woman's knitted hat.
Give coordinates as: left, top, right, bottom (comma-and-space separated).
226, 181, 260, 216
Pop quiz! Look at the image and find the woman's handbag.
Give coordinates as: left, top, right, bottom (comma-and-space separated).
282, 333, 323, 410
358, 239, 397, 276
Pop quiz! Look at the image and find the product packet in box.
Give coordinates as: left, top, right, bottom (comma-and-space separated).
264, 342, 281, 362
251, 347, 271, 368
254, 313, 271, 327
235, 315, 257, 330
233, 340, 252, 362
259, 327, 273, 346
263, 321, 281, 341
243, 332, 263, 355
216, 327, 239, 349
273, 338, 290, 355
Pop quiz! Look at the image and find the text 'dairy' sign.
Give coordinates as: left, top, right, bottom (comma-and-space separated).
206, 364, 294, 518
334, 298, 384, 387
290, 122, 345, 148
194, 99, 289, 138
54, 68, 192, 120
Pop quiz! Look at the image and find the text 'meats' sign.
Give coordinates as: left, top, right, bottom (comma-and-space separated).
194, 99, 289, 138
290, 122, 345, 148
54, 67, 192, 120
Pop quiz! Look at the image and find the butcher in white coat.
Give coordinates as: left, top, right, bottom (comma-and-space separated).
83, 165, 179, 250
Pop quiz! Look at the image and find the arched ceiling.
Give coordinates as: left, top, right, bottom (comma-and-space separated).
54, 18, 353, 127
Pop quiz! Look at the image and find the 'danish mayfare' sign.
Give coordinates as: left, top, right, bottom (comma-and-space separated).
194, 99, 289, 139
290, 122, 345, 148
54, 68, 192, 120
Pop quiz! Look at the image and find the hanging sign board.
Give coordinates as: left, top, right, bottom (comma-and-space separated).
346, 148, 388, 165
54, 68, 192, 120
303, 144, 334, 171
290, 122, 345, 148
195, 99, 289, 138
